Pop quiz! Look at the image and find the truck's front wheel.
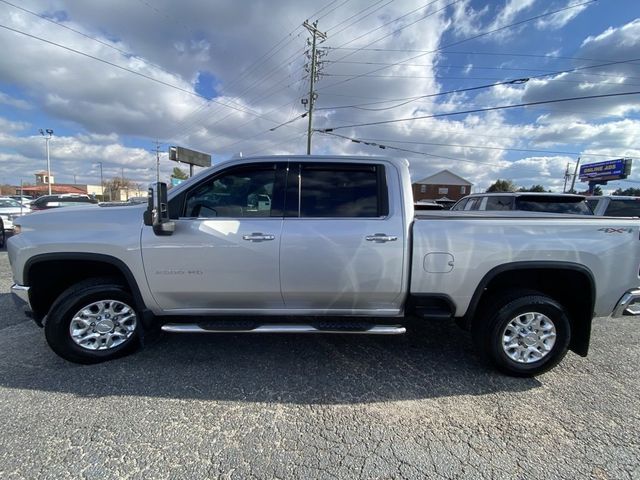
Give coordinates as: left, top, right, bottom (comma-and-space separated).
44, 278, 142, 364
472, 290, 571, 377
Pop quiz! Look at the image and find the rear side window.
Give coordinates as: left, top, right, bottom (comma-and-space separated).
516, 198, 592, 214
465, 197, 483, 210
297, 163, 387, 218
451, 198, 468, 211
585, 198, 599, 212
484, 196, 514, 211
604, 200, 640, 217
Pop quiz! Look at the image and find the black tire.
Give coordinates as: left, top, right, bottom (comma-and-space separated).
0, 218, 5, 249
472, 289, 571, 377
44, 278, 142, 364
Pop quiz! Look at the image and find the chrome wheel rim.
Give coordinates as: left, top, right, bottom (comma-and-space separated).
69, 300, 137, 351
501, 312, 557, 364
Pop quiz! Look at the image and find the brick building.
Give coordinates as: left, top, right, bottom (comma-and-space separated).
412, 170, 473, 203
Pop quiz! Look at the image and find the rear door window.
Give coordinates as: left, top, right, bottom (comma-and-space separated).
294, 163, 387, 218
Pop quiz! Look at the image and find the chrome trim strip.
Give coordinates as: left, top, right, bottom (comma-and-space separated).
161, 323, 406, 335
612, 288, 640, 317
11, 284, 31, 308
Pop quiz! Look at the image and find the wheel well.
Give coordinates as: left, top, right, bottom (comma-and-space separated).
26, 259, 132, 321
469, 266, 594, 356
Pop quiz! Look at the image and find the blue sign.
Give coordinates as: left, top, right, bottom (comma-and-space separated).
579, 158, 631, 182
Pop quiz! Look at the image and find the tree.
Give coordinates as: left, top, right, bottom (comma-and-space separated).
172, 167, 188, 180
486, 179, 517, 193
612, 187, 640, 196
103, 176, 136, 201
592, 185, 603, 196
518, 184, 547, 192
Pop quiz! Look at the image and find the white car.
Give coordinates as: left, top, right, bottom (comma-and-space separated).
0, 197, 31, 232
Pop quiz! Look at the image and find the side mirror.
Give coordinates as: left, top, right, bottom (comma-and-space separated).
143, 183, 175, 236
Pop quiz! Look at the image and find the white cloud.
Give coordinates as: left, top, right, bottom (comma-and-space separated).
0, 1, 637, 194
535, 2, 590, 30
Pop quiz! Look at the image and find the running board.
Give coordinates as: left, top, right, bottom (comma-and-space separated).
161, 322, 406, 335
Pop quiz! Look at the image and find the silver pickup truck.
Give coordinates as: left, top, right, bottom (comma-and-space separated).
8, 155, 640, 376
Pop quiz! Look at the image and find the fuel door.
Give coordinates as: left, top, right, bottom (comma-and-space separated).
424, 253, 454, 273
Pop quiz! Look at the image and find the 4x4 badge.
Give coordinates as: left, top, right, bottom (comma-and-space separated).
598, 227, 633, 234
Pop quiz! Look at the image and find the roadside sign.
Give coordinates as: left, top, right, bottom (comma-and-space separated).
579, 158, 632, 182
169, 146, 211, 168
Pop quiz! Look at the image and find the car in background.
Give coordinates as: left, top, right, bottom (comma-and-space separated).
586, 196, 640, 217
451, 192, 593, 215
8, 195, 33, 206
0, 197, 31, 235
30, 194, 99, 211
414, 200, 445, 211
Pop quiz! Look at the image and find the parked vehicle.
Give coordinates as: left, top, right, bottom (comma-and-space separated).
9, 195, 33, 206
451, 192, 593, 215
8, 156, 640, 376
586, 196, 640, 217
0, 197, 31, 232
414, 200, 444, 211
30, 194, 98, 210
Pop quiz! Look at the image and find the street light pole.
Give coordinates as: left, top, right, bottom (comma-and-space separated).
39, 128, 54, 195
97, 162, 104, 200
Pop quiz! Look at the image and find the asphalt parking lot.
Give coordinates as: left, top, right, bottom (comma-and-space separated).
0, 250, 638, 479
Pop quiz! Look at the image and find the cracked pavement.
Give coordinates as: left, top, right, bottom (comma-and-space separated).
0, 250, 638, 479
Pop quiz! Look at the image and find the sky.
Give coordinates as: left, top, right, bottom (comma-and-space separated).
0, 0, 639, 193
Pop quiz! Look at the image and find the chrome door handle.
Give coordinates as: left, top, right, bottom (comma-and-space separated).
365, 234, 398, 243
242, 233, 275, 242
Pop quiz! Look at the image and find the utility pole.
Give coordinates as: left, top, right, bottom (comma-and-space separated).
154, 140, 161, 183
39, 128, 54, 195
569, 156, 581, 193
302, 20, 326, 155
562, 163, 570, 193
97, 162, 104, 200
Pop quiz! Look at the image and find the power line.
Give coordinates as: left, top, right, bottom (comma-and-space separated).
318, 90, 640, 131
326, 0, 393, 35
0, 0, 170, 72
317, 130, 504, 166
316, 0, 355, 21
324, 47, 640, 66
353, 136, 632, 159
331, 0, 449, 51
324, 61, 640, 81
317, 77, 529, 111
319, 0, 597, 91
0, 22, 282, 124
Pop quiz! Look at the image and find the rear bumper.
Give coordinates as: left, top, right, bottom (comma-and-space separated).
611, 288, 640, 318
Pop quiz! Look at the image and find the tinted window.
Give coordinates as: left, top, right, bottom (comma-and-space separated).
0, 199, 22, 208
184, 165, 276, 218
484, 196, 514, 211
299, 164, 384, 218
604, 200, 640, 217
585, 198, 599, 212
451, 198, 468, 211
516, 198, 592, 214
465, 197, 482, 210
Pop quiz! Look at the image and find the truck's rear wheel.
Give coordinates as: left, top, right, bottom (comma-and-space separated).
472, 290, 571, 377
44, 278, 142, 364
